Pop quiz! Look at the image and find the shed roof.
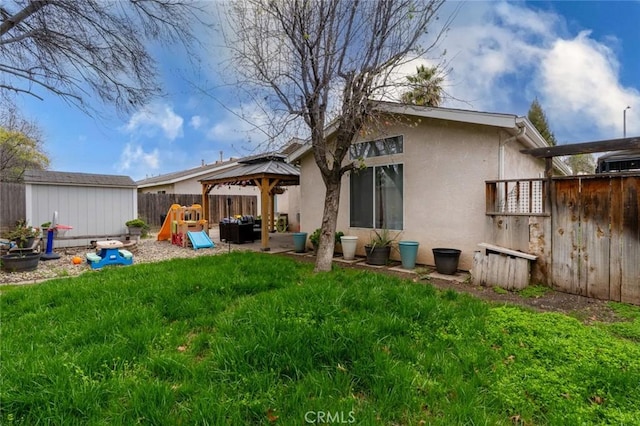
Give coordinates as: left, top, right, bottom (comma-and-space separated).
24, 170, 136, 188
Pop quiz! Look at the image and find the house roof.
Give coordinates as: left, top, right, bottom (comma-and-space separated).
199, 154, 300, 186
136, 141, 304, 188
23, 169, 136, 188
287, 101, 571, 174
136, 158, 238, 188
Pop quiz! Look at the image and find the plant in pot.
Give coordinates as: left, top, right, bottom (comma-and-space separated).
6, 219, 40, 249
125, 218, 149, 238
1, 220, 41, 272
309, 229, 345, 255
365, 228, 400, 266
309, 228, 321, 253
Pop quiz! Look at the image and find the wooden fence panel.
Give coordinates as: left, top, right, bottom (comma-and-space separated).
580, 179, 611, 300
0, 182, 26, 233
609, 178, 624, 302
137, 193, 258, 227
552, 179, 583, 295
619, 177, 640, 305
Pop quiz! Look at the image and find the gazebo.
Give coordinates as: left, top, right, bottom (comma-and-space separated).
199, 154, 300, 251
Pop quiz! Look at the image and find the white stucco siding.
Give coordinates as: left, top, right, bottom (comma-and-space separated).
27, 184, 136, 248
399, 119, 500, 270
297, 117, 536, 271
503, 138, 546, 180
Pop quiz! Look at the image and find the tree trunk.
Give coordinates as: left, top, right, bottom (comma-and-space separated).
314, 179, 341, 272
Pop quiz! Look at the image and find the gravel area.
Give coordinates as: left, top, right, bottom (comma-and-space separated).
1, 234, 228, 286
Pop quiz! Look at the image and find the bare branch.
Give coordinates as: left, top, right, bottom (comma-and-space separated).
220, 0, 450, 272
0, 0, 208, 115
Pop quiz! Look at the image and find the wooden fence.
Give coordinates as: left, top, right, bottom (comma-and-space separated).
137, 193, 258, 227
0, 182, 26, 233
485, 174, 640, 305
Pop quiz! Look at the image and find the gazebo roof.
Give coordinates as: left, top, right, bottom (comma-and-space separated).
199, 154, 300, 186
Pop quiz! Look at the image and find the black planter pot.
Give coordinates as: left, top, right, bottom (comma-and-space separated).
1, 252, 41, 273
365, 245, 391, 266
432, 248, 461, 275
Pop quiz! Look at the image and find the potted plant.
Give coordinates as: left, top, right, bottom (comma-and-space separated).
125, 218, 148, 237
309, 228, 345, 255
309, 228, 321, 252
5, 219, 40, 249
365, 228, 399, 266
1, 220, 41, 272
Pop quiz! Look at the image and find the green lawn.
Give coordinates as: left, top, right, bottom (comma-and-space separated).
1, 252, 639, 425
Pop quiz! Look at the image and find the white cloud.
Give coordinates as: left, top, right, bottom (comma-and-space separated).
118, 143, 159, 173
124, 102, 184, 141
538, 31, 640, 140
190, 115, 206, 130
205, 104, 272, 144
435, 1, 640, 141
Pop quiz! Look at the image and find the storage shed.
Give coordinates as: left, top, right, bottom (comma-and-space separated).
23, 170, 137, 248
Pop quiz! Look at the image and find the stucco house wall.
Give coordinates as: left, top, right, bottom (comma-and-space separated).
293, 104, 566, 271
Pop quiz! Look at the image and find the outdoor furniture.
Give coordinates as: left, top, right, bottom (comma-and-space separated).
86, 240, 134, 269
219, 221, 255, 244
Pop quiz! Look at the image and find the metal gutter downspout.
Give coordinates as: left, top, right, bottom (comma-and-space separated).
499, 123, 526, 180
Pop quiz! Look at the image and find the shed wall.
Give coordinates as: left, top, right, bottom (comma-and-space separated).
26, 184, 137, 248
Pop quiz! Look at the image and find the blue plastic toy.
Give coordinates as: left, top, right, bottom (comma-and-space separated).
86, 240, 133, 269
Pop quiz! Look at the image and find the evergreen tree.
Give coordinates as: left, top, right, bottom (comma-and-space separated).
527, 98, 557, 146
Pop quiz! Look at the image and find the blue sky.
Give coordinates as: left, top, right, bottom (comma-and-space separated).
12, 0, 640, 181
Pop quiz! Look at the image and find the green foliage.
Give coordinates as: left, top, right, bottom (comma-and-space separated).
527, 98, 557, 146
309, 228, 344, 247
564, 153, 596, 175
3, 219, 40, 245
1, 254, 640, 424
493, 286, 508, 295
367, 228, 401, 249
518, 285, 551, 298
401, 64, 444, 107
0, 127, 50, 182
125, 218, 146, 227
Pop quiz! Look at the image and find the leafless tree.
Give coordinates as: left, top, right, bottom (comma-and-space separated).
0, 0, 206, 115
222, 0, 450, 272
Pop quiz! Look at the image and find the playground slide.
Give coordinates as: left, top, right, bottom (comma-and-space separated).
187, 230, 215, 250
157, 209, 173, 241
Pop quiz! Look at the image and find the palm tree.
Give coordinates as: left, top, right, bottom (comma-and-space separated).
401, 65, 444, 107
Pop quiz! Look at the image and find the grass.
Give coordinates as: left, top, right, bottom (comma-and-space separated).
1, 252, 640, 425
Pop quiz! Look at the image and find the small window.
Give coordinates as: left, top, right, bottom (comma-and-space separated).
349, 135, 403, 159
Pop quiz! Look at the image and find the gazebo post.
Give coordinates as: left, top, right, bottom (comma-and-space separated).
201, 184, 210, 228
270, 192, 276, 232
258, 177, 273, 251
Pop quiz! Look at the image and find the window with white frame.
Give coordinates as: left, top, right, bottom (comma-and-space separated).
350, 163, 403, 229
